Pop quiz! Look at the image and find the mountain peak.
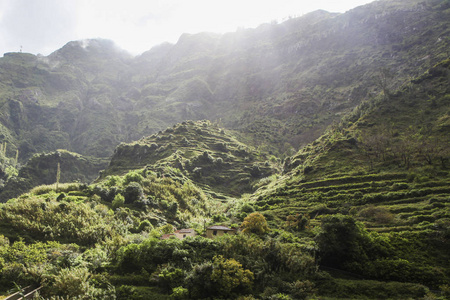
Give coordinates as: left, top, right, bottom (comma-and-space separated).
49, 38, 131, 61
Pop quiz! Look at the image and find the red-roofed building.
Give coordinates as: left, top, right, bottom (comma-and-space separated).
160, 233, 175, 240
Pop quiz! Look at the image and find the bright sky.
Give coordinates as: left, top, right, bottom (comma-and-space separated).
0, 0, 374, 56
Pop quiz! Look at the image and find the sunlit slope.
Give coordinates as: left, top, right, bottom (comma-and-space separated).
244, 59, 450, 290
133, 0, 450, 153
102, 120, 277, 197
254, 58, 450, 220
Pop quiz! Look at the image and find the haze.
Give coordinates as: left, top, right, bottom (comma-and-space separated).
0, 0, 374, 56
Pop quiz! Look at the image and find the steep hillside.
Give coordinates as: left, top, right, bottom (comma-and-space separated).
132, 0, 450, 154
0, 64, 449, 300
0, 149, 106, 201
247, 59, 450, 291
102, 120, 277, 197
0, 0, 449, 165
253, 58, 450, 232
0, 2, 449, 297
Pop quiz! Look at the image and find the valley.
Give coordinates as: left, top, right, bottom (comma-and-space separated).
0, 0, 449, 299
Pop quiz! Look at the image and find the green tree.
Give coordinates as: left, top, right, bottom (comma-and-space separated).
105, 175, 122, 187
123, 171, 144, 185
158, 266, 185, 293
185, 262, 214, 298
210, 255, 254, 297
241, 212, 270, 235
315, 214, 372, 271
112, 194, 125, 210
171, 286, 188, 300
123, 182, 143, 204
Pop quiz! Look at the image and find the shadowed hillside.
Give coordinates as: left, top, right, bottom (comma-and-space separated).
0, 149, 106, 201
0, 0, 449, 164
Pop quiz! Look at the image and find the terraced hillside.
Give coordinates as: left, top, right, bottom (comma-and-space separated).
247, 59, 450, 291
257, 171, 449, 231
103, 120, 278, 197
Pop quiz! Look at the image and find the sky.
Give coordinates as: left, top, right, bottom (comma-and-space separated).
0, 0, 374, 56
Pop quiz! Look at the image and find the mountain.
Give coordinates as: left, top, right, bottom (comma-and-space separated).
252, 57, 450, 232
0, 0, 449, 298
1, 62, 448, 297
0, 62, 448, 298
0, 0, 449, 167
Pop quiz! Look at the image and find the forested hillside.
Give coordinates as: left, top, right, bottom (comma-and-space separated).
0, 0, 449, 298
0, 61, 448, 298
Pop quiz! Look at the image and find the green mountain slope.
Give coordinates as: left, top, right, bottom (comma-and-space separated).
102, 120, 277, 197
0, 0, 449, 298
253, 58, 450, 234
0, 0, 449, 165
0, 64, 448, 298
248, 59, 450, 291
0, 149, 106, 201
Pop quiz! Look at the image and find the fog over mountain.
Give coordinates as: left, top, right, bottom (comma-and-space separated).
0, 0, 449, 298
0, 0, 374, 55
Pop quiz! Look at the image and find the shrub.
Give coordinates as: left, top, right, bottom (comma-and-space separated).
288, 280, 316, 300
171, 286, 188, 299
284, 213, 310, 231
241, 203, 255, 213
44, 267, 102, 299
138, 220, 153, 232
105, 175, 122, 187
158, 266, 185, 293
112, 194, 125, 210
358, 206, 394, 224
123, 171, 144, 185
241, 212, 270, 235
123, 182, 144, 204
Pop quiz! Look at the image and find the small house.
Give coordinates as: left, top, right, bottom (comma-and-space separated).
160, 233, 175, 240
206, 225, 236, 239
174, 228, 196, 239
160, 228, 196, 240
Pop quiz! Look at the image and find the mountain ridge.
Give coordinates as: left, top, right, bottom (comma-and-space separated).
0, 0, 448, 166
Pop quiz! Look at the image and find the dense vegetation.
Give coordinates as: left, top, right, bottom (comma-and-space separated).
0, 0, 449, 298
249, 59, 450, 298
0, 149, 106, 201
103, 120, 278, 197
1, 60, 449, 297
